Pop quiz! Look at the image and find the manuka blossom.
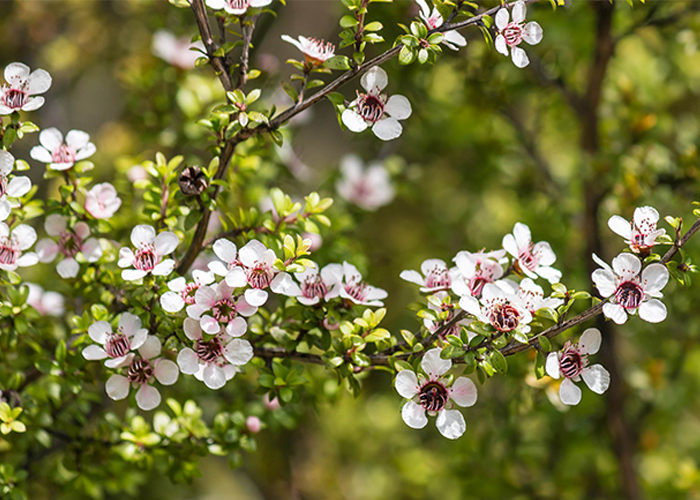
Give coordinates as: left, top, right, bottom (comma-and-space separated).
85, 183, 122, 220
0, 223, 38, 271
205, 0, 272, 16
494, 0, 543, 68
546, 328, 610, 405
400, 259, 453, 293
459, 282, 532, 336
286, 263, 342, 306
186, 280, 257, 337
152, 30, 205, 69
336, 155, 395, 211
341, 67, 412, 141
395, 348, 477, 439
118, 225, 179, 281
451, 249, 506, 298
0, 150, 31, 222
503, 222, 561, 284
0, 62, 51, 115
233, 239, 296, 307
335, 262, 388, 307
26, 283, 65, 317
177, 317, 253, 390
497, 277, 563, 314
423, 291, 474, 341
29, 128, 96, 171
105, 335, 179, 411
591, 253, 669, 325
82, 313, 148, 369
160, 270, 215, 313
208, 238, 244, 288
281, 35, 335, 66
36, 214, 102, 279
608, 206, 666, 255
415, 0, 467, 50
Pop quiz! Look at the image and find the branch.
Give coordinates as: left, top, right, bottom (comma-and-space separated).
190, 0, 233, 92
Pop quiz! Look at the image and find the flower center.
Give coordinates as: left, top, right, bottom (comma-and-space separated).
518, 243, 539, 272
357, 93, 385, 123
559, 349, 586, 379
302, 275, 328, 300
195, 337, 224, 364
105, 332, 131, 359
58, 231, 82, 258
489, 302, 522, 332
181, 283, 200, 305
0, 175, 7, 198
212, 298, 237, 323
134, 243, 159, 272
2, 87, 27, 109
226, 0, 250, 10
426, 14, 441, 29
502, 22, 524, 47
425, 266, 451, 289
246, 264, 273, 289
303, 38, 335, 64
344, 279, 368, 302
127, 358, 154, 385
469, 276, 490, 297
0, 236, 20, 266
615, 281, 644, 310
419, 382, 448, 412
51, 144, 76, 165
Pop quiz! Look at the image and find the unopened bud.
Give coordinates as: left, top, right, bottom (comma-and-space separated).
179, 166, 207, 196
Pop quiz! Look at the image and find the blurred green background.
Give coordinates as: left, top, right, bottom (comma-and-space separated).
4, 0, 700, 498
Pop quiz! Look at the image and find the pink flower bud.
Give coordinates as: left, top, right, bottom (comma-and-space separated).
246, 416, 261, 433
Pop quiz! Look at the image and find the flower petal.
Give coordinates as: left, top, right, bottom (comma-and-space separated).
154, 359, 179, 386
106, 374, 130, 401
421, 348, 451, 379
395, 369, 420, 399
435, 409, 466, 439
136, 384, 161, 411
578, 327, 602, 355
638, 299, 667, 323
401, 400, 428, 429
449, 377, 477, 407
384, 95, 412, 120
581, 364, 610, 394
559, 378, 582, 405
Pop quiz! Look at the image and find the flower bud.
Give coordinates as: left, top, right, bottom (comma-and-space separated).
179, 166, 207, 196
246, 416, 261, 433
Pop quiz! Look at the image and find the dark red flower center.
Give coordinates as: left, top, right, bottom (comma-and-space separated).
503, 22, 524, 47
105, 332, 131, 358
127, 358, 154, 385
134, 244, 158, 272
213, 298, 237, 323
2, 88, 27, 109
58, 231, 82, 258
559, 350, 584, 379
344, 279, 368, 303
615, 281, 643, 310
246, 264, 273, 289
357, 94, 385, 123
0, 236, 20, 266
196, 337, 224, 364
419, 382, 448, 412
489, 302, 522, 332
302, 275, 328, 300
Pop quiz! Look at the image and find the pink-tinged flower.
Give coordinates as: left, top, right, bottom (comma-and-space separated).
25, 283, 64, 317
105, 336, 179, 411
451, 249, 507, 298
286, 263, 342, 306
497, 277, 563, 315
127, 165, 148, 183
82, 312, 148, 369
246, 416, 262, 433
395, 348, 477, 439
503, 223, 561, 284
29, 128, 96, 171
608, 206, 666, 255
160, 270, 215, 313
281, 35, 335, 66
151, 30, 205, 69
264, 393, 281, 410
494, 0, 543, 68
591, 253, 669, 325
205, 0, 272, 16
208, 238, 244, 287
459, 282, 532, 336
0, 150, 31, 222
545, 328, 610, 405
236, 239, 296, 307
0, 223, 38, 271
333, 262, 388, 307
336, 155, 395, 211
177, 317, 253, 390
342, 67, 412, 141
415, 0, 467, 50
0, 62, 51, 115
423, 291, 474, 341
186, 280, 257, 336
118, 225, 179, 281
85, 183, 122, 220
401, 259, 453, 293
35, 214, 102, 279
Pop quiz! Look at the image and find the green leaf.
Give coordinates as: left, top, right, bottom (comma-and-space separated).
364, 21, 383, 31
399, 46, 416, 65
490, 351, 508, 374
535, 351, 546, 379
324, 55, 352, 71
340, 15, 359, 28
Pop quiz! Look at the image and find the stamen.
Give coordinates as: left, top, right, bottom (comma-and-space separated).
127, 358, 154, 385
105, 333, 130, 358
213, 298, 237, 323
357, 94, 385, 123
302, 275, 328, 300
425, 266, 451, 289
615, 281, 643, 310
419, 382, 449, 412
2, 88, 27, 109
0, 236, 20, 266
196, 338, 224, 364
503, 23, 524, 47
489, 301, 522, 332
134, 243, 158, 272
344, 279, 368, 302
246, 265, 273, 289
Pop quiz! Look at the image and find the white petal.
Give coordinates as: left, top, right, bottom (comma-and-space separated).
224, 338, 253, 366
511, 46, 530, 68
495, 34, 508, 57
6, 176, 31, 198
270, 272, 295, 295
449, 377, 477, 407
512, 1, 526, 23
160, 291, 184, 313
57, 258, 79, 279
65, 130, 90, 150
638, 299, 667, 323
177, 348, 200, 375
39, 128, 63, 151
154, 231, 179, 256
88, 321, 111, 344
122, 269, 147, 281
81, 238, 103, 262
27, 69, 52, 95
495, 7, 510, 30
13, 224, 36, 250
545, 352, 561, 379
203, 364, 227, 390
372, 118, 402, 141
421, 348, 451, 379
130, 224, 156, 247
559, 378, 582, 405
342, 109, 369, 133
395, 370, 420, 399
459, 295, 482, 317
213, 238, 237, 264
245, 288, 268, 307
139, 335, 162, 359
384, 95, 412, 120
152, 259, 175, 276
136, 384, 161, 411
578, 328, 602, 355
641, 263, 669, 296
225, 267, 248, 288
360, 66, 388, 92
603, 302, 628, 324
435, 409, 466, 439
118, 247, 135, 268
401, 400, 428, 429
35, 239, 59, 263
592, 269, 616, 298
225, 317, 247, 338
581, 364, 610, 394
443, 31, 467, 48
154, 359, 179, 385
611, 253, 641, 282
400, 270, 425, 287
82, 345, 108, 360
523, 21, 543, 45
183, 317, 202, 340
20, 96, 44, 112
201, 315, 221, 334
106, 374, 130, 401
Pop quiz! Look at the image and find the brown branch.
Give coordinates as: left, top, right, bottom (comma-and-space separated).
190, 0, 233, 92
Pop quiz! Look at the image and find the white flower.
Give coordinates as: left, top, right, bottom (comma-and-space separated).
160, 269, 215, 313
503, 222, 561, 284
494, 0, 543, 68
35, 214, 102, 279
497, 277, 563, 314
85, 183, 122, 220
0, 223, 38, 271
591, 253, 669, 325
281, 35, 336, 66
105, 336, 179, 411
336, 155, 395, 211
205, 0, 272, 16
415, 0, 467, 50
177, 317, 253, 390
186, 280, 257, 336
423, 291, 474, 341
400, 258, 453, 293
82, 312, 148, 369
285, 263, 342, 306
459, 282, 532, 336
395, 348, 477, 439
451, 249, 507, 297
341, 67, 412, 141
545, 328, 610, 405
235, 239, 296, 307
0, 62, 51, 115
0, 150, 31, 222
335, 262, 388, 307
208, 238, 244, 288
152, 30, 205, 69
29, 128, 96, 171
608, 206, 666, 254
118, 225, 179, 281
25, 283, 64, 317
